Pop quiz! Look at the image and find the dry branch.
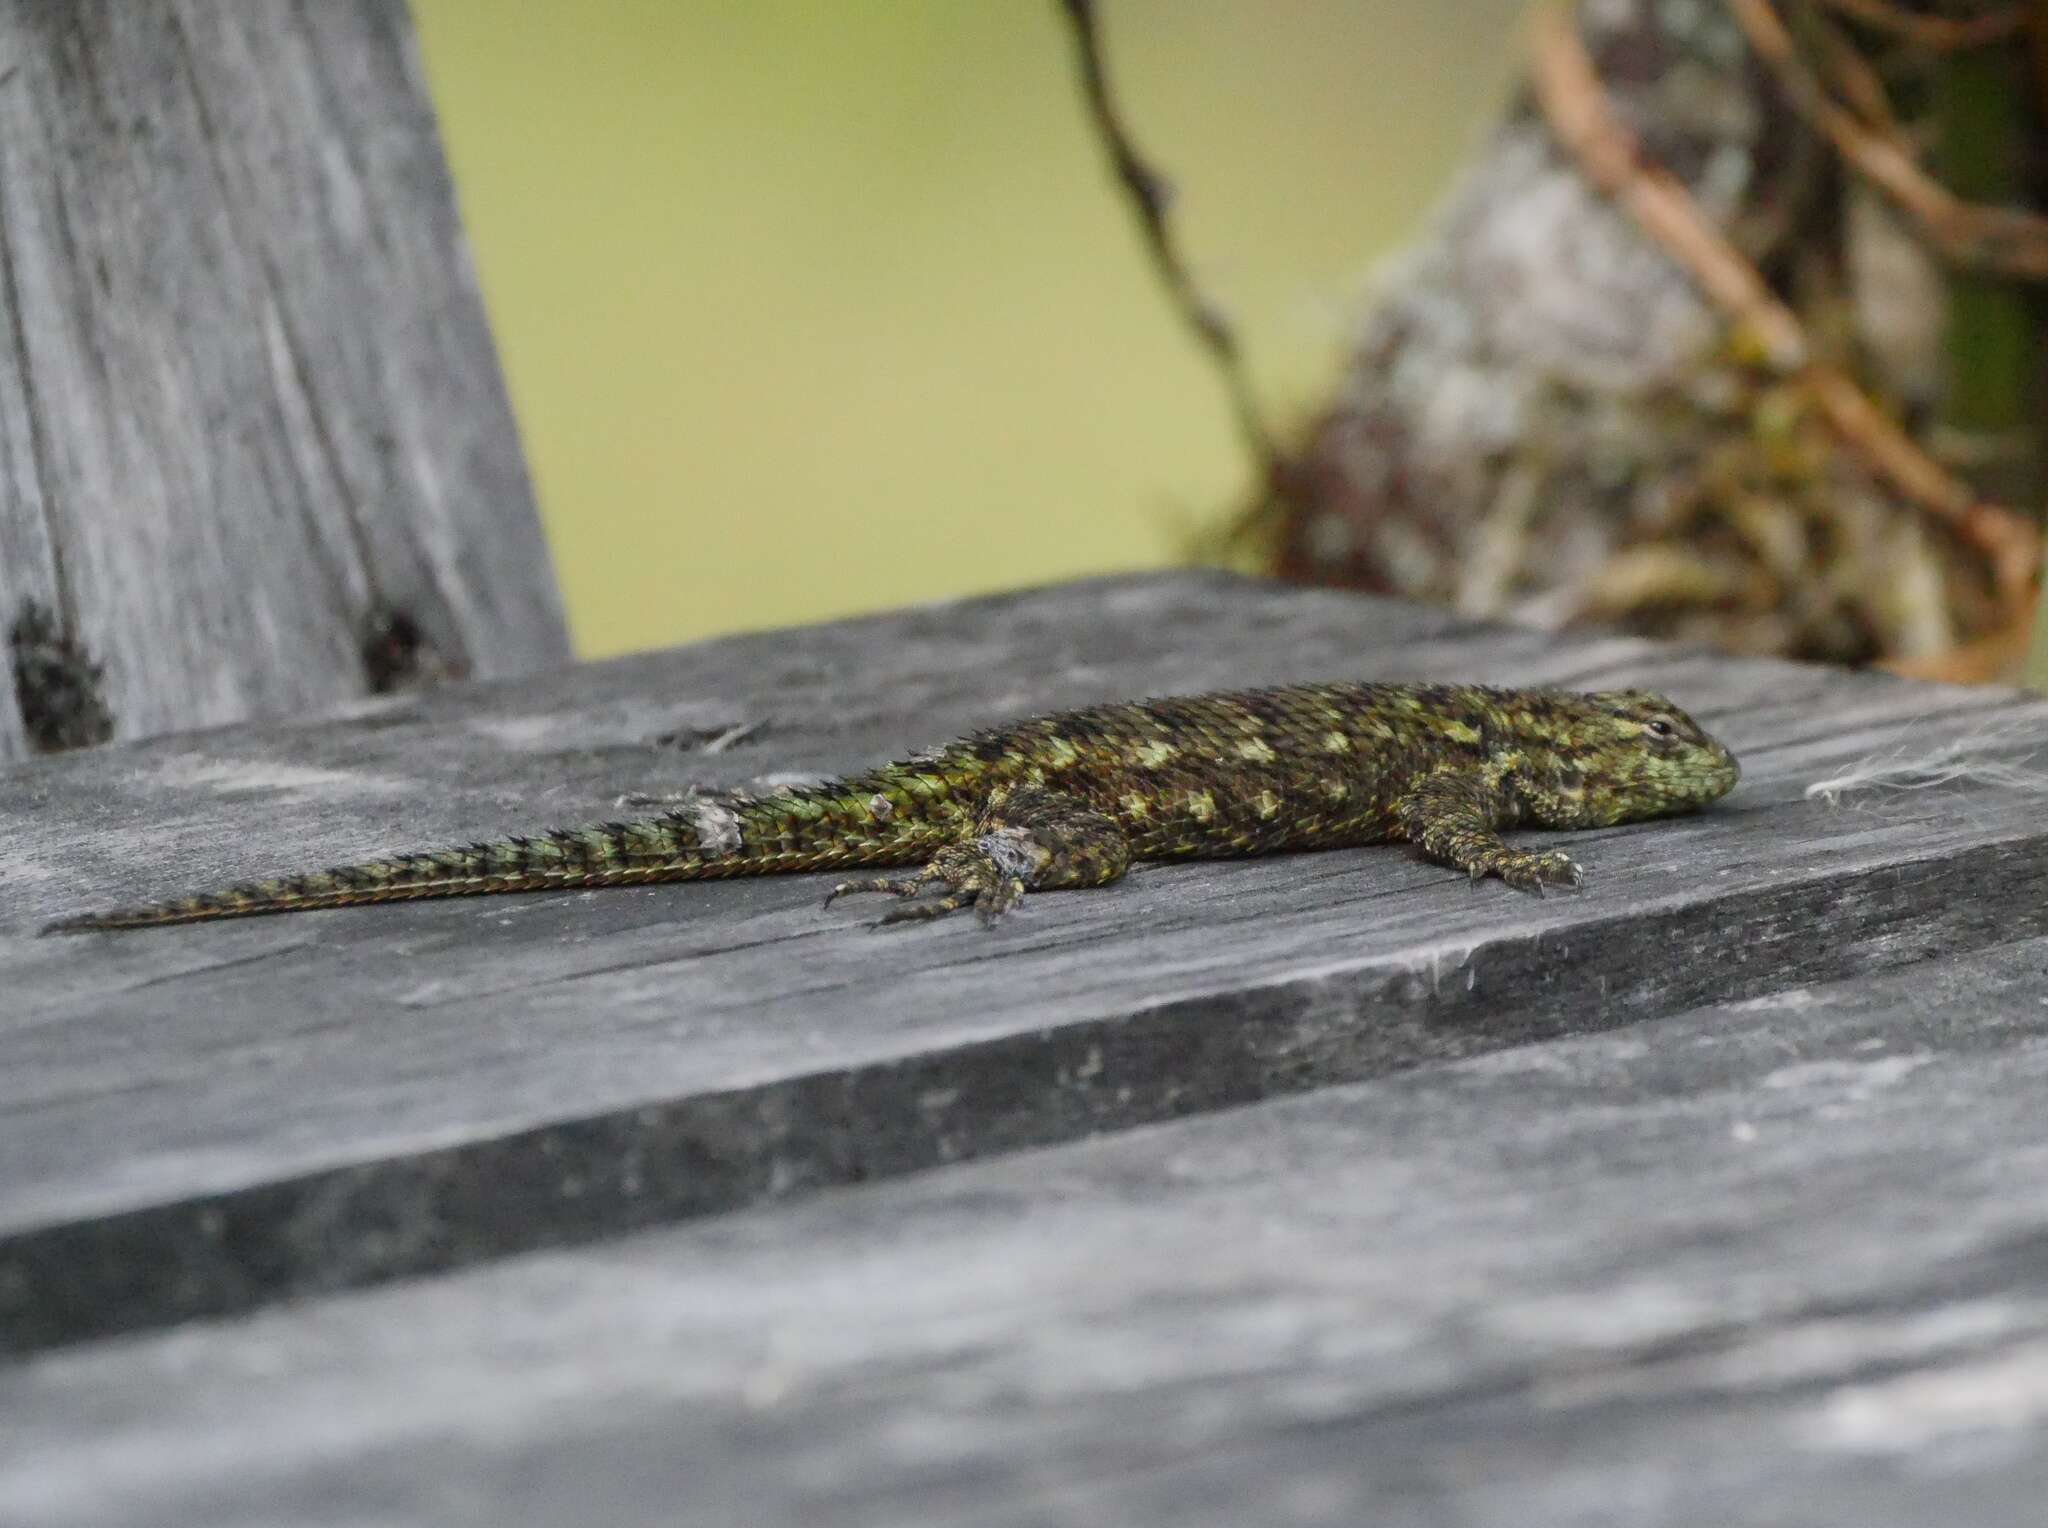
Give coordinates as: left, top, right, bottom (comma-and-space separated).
1817, 0, 2027, 52
1532, 0, 2039, 635
1733, 0, 2048, 281
1058, 0, 1277, 478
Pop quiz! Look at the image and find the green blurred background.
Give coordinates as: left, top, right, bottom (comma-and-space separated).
410, 1, 1528, 658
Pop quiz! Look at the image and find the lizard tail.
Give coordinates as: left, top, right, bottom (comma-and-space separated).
41, 850, 685, 932
40, 786, 941, 934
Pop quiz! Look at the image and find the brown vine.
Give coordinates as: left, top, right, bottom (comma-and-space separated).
1531, 0, 2039, 677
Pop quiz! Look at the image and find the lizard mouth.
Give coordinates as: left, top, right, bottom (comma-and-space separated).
1701, 746, 1741, 800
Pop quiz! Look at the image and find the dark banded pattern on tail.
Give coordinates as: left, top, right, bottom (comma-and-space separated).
41, 782, 952, 933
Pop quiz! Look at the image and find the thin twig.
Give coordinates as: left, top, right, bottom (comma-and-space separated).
1531, 2, 1807, 369
1529, 0, 2038, 625
1733, 0, 2048, 281
1817, 0, 2027, 52
1057, 0, 1277, 477
1810, 7, 1903, 130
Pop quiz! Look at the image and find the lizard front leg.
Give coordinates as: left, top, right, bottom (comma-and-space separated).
1398, 765, 1583, 894
826, 788, 1131, 926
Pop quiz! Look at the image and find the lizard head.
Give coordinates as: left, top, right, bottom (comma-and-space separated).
1515, 688, 1740, 827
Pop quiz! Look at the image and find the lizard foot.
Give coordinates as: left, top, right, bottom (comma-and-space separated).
822, 872, 929, 908
825, 789, 1133, 929
1475, 848, 1584, 895
826, 843, 1026, 928
875, 872, 1027, 928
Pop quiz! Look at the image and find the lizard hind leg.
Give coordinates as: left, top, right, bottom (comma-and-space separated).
828, 788, 1131, 928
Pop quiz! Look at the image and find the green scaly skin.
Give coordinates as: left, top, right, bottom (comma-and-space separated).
41, 682, 1739, 934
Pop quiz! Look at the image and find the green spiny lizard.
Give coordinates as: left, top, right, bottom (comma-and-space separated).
41, 681, 1739, 934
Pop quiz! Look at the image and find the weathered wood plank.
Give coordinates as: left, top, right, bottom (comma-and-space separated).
4, 571, 2046, 1351
8, 936, 2048, 1527
0, 0, 568, 761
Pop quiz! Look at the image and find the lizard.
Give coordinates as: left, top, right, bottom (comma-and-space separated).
40, 681, 1739, 934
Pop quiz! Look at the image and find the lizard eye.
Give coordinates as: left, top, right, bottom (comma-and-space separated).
1643, 716, 1676, 740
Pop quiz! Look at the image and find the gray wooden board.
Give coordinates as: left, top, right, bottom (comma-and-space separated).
5, 571, 2048, 1352
0, 0, 569, 760
8, 936, 2048, 1527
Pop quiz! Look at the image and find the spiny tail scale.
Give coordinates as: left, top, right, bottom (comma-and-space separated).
40, 776, 955, 934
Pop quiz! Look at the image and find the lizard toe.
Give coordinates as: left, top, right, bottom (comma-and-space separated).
823, 874, 925, 909
875, 890, 975, 928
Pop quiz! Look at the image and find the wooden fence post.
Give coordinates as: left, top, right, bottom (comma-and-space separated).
0, 0, 570, 760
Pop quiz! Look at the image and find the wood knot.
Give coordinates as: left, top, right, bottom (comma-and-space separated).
9, 601, 114, 752
360, 607, 466, 694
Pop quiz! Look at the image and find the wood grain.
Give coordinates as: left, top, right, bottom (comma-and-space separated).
8, 932, 2048, 1526
4, 572, 2046, 1354
0, 0, 568, 761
